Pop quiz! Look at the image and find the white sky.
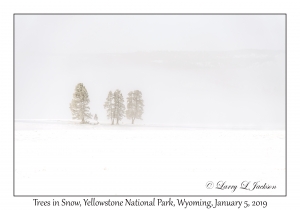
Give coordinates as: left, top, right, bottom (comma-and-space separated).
16, 15, 285, 53
15, 15, 285, 128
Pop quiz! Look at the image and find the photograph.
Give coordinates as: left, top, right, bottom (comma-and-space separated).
14, 14, 285, 196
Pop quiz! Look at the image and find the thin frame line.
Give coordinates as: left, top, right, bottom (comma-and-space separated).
285, 14, 287, 196
14, 195, 286, 197
13, 14, 15, 197
14, 13, 287, 15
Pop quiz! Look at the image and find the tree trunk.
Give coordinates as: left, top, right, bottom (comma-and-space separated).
116, 118, 119, 125
81, 117, 84, 123
132, 118, 135, 124
111, 118, 114, 125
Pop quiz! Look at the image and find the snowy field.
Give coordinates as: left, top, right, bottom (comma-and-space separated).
15, 120, 285, 195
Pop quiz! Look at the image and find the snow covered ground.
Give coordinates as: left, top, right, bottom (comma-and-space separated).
15, 120, 285, 195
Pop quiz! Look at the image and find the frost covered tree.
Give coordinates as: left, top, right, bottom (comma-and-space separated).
104, 91, 114, 124
104, 90, 125, 125
69, 83, 92, 123
126, 90, 144, 124
113, 89, 125, 125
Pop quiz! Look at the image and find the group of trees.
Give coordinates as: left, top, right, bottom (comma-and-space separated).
104, 89, 144, 125
69, 83, 144, 125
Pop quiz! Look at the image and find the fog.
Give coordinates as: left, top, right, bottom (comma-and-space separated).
15, 15, 285, 128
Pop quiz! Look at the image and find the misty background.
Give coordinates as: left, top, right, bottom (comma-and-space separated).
15, 15, 285, 128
